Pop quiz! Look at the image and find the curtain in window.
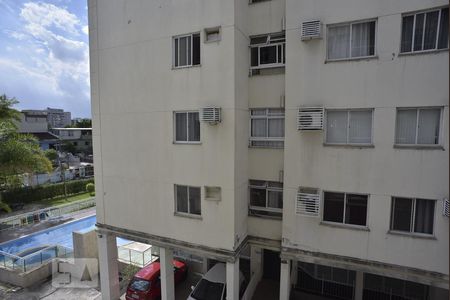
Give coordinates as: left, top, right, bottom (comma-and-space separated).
328, 25, 350, 59
401, 15, 414, 52
414, 199, 435, 234
268, 118, 284, 138
188, 112, 200, 141
348, 110, 372, 144
351, 22, 375, 57
188, 187, 201, 215
326, 111, 348, 143
438, 8, 449, 49
251, 119, 266, 137
175, 113, 187, 141
423, 11, 439, 50
396, 110, 417, 144
176, 185, 188, 213
179, 36, 189, 66
418, 109, 440, 144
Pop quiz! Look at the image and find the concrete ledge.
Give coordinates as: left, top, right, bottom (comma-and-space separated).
0, 261, 52, 287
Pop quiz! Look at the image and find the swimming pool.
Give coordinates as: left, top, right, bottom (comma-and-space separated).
0, 215, 130, 255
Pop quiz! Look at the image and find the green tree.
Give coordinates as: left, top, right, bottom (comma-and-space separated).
44, 149, 58, 161
0, 94, 20, 135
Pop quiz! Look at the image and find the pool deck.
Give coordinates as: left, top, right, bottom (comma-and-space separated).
0, 208, 96, 244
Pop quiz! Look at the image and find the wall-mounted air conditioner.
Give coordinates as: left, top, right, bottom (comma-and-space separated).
297, 107, 324, 130
296, 187, 320, 217
201, 107, 221, 124
301, 20, 322, 40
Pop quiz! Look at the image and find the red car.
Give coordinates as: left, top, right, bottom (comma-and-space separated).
125, 259, 188, 300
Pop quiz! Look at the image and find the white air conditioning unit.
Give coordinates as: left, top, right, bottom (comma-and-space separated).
296, 187, 320, 216
297, 107, 324, 130
301, 20, 322, 40
443, 198, 449, 217
201, 107, 221, 124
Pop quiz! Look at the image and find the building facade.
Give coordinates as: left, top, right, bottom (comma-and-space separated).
89, 0, 448, 299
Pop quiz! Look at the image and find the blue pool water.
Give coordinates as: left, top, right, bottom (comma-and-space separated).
0, 215, 130, 255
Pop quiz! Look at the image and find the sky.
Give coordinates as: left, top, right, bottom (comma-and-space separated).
0, 0, 90, 118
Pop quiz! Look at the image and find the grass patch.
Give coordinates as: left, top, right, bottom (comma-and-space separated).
37, 192, 93, 207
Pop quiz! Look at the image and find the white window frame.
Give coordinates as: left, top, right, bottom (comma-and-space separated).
249, 108, 285, 148
326, 19, 377, 61
394, 107, 443, 147
173, 111, 201, 144
249, 181, 283, 214
250, 35, 285, 70
400, 7, 449, 54
321, 191, 369, 227
324, 109, 374, 146
174, 184, 202, 216
390, 197, 436, 236
172, 32, 200, 68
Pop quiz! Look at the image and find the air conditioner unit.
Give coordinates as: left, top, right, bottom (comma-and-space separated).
297, 107, 324, 130
296, 187, 320, 216
201, 107, 221, 124
444, 198, 449, 217
301, 20, 322, 40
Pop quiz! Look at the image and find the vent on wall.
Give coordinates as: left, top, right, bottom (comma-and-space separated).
296, 187, 320, 216
301, 20, 322, 40
201, 107, 221, 124
444, 198, 449, 217
297, 107, 324, 130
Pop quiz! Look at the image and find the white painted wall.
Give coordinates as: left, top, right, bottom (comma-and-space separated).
283, 0, 449, 275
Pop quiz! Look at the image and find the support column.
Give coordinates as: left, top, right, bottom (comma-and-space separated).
354, 271, 364, 300
226, 259, 240, 300
250, 246, 262, 280
97, 232, 120, 300
160, 247, 175, 300
279, 259, 291, 300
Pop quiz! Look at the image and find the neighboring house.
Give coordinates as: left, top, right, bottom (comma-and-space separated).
51, 128, 93, 155
89, 1, 448, 300
46, 107, 72, 128
28, 132, 59, 151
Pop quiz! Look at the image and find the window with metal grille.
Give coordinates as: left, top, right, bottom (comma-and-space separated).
400, 7, 449, 53
249, 180, 283, 218
250, 108, 285, 148
250, 33, 285, 70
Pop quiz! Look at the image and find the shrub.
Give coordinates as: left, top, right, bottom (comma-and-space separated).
86, 183, 95, 196
0, 178, 94, 205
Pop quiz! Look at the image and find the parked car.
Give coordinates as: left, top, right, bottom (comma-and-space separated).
125, 259, 187, 300
187, 263, 245, 300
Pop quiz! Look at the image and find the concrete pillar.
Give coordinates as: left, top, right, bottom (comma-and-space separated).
250, 246, 262, 279
97, 232, 120, 300
160, 247, 175, 300
354, 271, 364, 300
226, 260, 240, 300
279, 259, 291, 300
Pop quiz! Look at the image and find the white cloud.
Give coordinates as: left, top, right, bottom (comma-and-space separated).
82, 25, 88, 35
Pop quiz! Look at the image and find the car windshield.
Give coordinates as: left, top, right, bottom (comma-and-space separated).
129, 278, 150, 292
191, 279, 224, 300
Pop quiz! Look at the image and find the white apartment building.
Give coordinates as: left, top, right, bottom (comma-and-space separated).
89, 0, 449, 299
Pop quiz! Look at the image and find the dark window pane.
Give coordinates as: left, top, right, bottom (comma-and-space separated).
189, 187, 201, 215
438, 8, 449, 49
187, 35, 191, 65
251, 47, 259, 67
414, 199, 435, 234
193, 34, 201, 65
423, 11, 439, 50
345, 194, 368, 226
401, 15, 414, 52
414, 13, 425, 51
267, 190, 283, 209
391, 198, 412, 232
188, 112, 200, 142
179, 36, 188, 66
323, 192, 344, 223
175, 113, 187, 141
174, 38, 179, 66
259, 45, 277, 65
176, 185, 188, 213
250, 188, 266, 207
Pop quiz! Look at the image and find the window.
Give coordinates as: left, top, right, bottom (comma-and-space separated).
323, 192, 368, 226
175, 185, 201, 216
174, 112, 200, 143
395, 108, 442, 145
250, 0, 269, 3
249, 180, 283, 218
327, 20, 376, 60
325, 109, 373, 145
400, 7, 449, 53
250, 33, 285, 69
250, 108, 285, 148
173, 33, 200, 68
391, 197, 435, 235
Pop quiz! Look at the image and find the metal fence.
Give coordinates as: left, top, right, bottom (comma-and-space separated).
0, 245, 73, 272
0, 198, 96, 231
